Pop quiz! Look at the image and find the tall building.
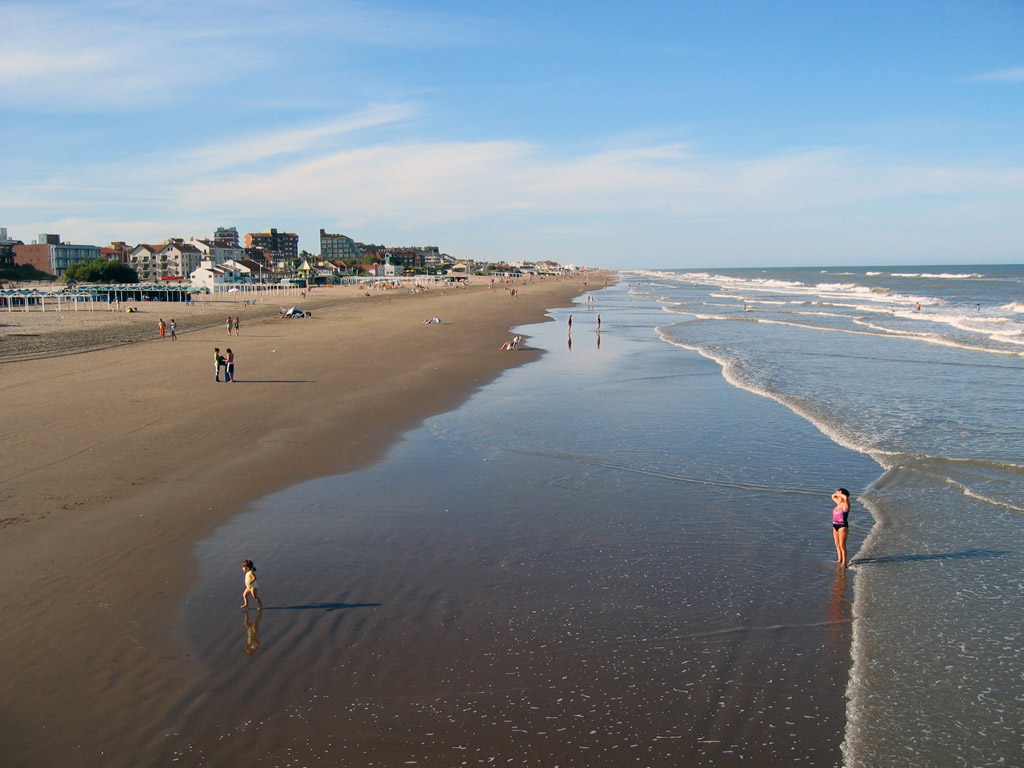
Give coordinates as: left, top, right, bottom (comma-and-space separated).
213, 226, 240, 248
320, 229, 362, 261
244, 228, 299, 262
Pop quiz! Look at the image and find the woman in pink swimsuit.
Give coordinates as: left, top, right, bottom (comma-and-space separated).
831, 488, 851, 568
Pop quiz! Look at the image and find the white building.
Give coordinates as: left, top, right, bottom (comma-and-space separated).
128, 244, 161, 281
157, 242, 203, 278
190, 260, 245, 290
186, 237, 244, 265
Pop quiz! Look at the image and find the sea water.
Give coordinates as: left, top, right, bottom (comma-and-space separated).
625, 265, 1024, 767
181, 266, 1022, 766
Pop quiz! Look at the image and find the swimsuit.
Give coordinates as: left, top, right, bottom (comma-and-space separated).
832, 505, 848, 530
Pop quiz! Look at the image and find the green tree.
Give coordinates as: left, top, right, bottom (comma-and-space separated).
63, 258, 139, 284
0, 263, 56, 282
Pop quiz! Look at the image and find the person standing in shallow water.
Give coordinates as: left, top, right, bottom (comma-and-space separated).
831, 488, 851, 568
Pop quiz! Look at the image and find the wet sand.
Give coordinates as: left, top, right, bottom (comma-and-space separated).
168, 290, 874, 768
0, 275, 600, 767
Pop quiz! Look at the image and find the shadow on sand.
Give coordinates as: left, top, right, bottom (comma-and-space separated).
261, 602, 381, 611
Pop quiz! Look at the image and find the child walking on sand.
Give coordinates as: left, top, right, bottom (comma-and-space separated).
241, 559, 262, 608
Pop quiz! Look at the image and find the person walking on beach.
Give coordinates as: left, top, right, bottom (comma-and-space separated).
831, 488, 851, 568
225, 348, 235, 382
227, 316, 233, 335
567, 314, 572, 333
169, 319, 177, 341
233, 316, 240, 336
158, 318, 166, 340
596, 314, 601, 331
240, 559, 262, 608
214, 347, 225, 381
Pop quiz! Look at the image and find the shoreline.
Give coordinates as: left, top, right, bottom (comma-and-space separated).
0, 274, 606, 767
171, 282, 875, 766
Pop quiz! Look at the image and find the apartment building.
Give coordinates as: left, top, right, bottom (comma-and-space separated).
244, 228, 299, 262
319, 229, 362, 261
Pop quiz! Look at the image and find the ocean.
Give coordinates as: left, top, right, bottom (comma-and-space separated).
628, 265, 1024, 767
179, 266, 1023, 767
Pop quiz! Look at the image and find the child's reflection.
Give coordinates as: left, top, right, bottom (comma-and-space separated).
825, 567, 849, 662
243, 609, 262, 656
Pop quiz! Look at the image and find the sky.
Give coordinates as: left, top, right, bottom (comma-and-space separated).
2, 0, 1023, 269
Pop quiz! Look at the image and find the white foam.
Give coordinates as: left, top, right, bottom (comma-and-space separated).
890, 272, 981, 279
654, 323, 888, 465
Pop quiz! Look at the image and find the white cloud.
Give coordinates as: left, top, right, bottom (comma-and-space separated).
6, 107, 1024, 266
961, 66, 1024, 83
179, 104, 421, 172
0, 0, 488, 110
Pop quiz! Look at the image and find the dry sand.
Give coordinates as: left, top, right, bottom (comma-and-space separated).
0, 275, 603, 767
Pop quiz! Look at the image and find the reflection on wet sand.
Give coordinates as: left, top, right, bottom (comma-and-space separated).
243, 609, 261, 656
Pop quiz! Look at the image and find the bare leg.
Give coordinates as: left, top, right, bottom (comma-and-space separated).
837, 526, 849, 568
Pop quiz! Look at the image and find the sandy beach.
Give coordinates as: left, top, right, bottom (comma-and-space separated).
0, 275, 600, 767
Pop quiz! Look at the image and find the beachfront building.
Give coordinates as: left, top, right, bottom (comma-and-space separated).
315, 260, 348, 281
447, 261, 473, 278
156, 242, 203, 279
103, 242, 133, 264
245, 228, 299, 263
127, 241, 203, 281
190, 260, 246, 291
221, 258, 273, 283
390, 246, 440, 271
186, 237, 244, 266
362, 262, 397, 277
320, 229, 362, 261
13, 235, 101, 277
128, 245, 161, 281
296, 259, 315, 281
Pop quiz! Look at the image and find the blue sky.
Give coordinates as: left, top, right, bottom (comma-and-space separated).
2, 0, 1023, 269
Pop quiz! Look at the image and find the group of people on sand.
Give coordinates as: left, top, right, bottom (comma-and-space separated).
227, 316, 240, 335
157, 318, 177, 341
214, 347, 235, 382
